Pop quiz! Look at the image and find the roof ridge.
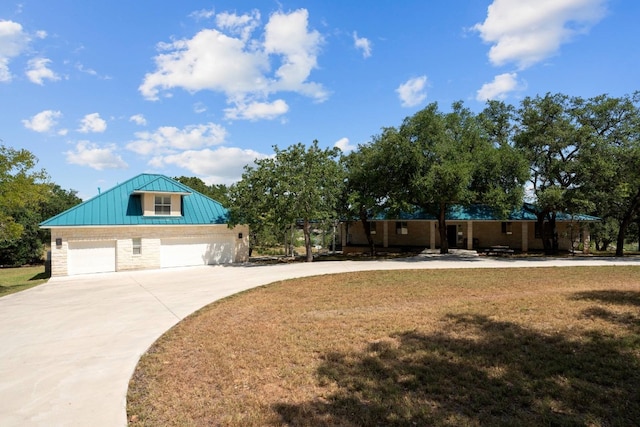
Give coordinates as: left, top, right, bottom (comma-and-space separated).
40, 173, 230, 227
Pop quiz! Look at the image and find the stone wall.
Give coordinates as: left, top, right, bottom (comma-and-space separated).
49, 224, 249, 277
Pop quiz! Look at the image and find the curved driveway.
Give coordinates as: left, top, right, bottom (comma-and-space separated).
1, 255, 639, 426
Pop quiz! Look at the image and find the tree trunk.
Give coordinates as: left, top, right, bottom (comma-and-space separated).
438, 203, 448, 254
536, 214, 551, 255
550, 213, 559, 255
303, 219, 314, 262
359, 209, 376, 256
536, 210, 559, 255
616, 189, 640, 257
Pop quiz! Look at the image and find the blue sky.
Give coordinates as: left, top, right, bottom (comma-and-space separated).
1, 0, 637, 200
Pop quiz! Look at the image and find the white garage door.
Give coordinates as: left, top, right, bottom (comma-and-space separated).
160, 237, 235, 268
68, 240, 116, 275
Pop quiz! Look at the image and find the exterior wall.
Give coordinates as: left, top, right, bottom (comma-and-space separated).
346, 221, 432, 248
49, 224, 249, 277
344, 220, 585, 253
141, 193, 182, 216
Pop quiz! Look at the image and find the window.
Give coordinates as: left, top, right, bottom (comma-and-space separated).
501, 222, 513, 235
369, 222, 377, 234
132, 238, 142, 255
396, 221, 408, 235
154, 195, 171, 215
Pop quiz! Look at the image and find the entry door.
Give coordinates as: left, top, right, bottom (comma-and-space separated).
447, 225, 458, 248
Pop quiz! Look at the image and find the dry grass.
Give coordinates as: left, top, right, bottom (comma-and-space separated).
127, 267, 640, 426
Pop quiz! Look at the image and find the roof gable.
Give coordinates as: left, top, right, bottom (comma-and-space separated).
40, 174, 229, 227
132, 175, 192, 194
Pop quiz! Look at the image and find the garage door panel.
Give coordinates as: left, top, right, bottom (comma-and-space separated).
160, 237, 234, 268
68, 241, 116, 275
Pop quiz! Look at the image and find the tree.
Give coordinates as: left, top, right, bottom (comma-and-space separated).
0, 145, 48, 243
229, 141, 344, 262
374, 102, 526, 254
514, 93, 587, 254
573, 92, 640, 256
37, 184, 82, 242
341, 141, 390, 255
0, 182, 82, 267
174, 176, 229, 205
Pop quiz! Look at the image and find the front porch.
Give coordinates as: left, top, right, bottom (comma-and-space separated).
341, 220, 591, 253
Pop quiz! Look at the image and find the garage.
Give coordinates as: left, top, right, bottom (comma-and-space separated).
68, 240, 116, 275
160, 237, 235, 268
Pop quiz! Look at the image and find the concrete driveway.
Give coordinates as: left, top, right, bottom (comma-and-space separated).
1, 255, 639, 426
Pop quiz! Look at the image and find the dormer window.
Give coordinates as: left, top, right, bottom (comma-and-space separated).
155, 195, 171, 215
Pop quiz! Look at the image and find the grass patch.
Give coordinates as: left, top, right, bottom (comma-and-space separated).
127, 266, 640, 426
0, 265, 49, 297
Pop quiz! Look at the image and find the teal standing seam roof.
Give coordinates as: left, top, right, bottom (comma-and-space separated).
40, 174, 229, 227
372, 203, 600, 222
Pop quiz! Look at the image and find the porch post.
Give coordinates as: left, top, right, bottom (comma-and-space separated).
466, 221, 474, 250
383, 221, 389, 248
582, 225, 591, 254
430, 221, 436, 250
521, 222, 528, 252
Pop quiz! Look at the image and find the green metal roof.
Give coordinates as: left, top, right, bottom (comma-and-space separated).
374, 203, 600, 222
40, 174, 229, 227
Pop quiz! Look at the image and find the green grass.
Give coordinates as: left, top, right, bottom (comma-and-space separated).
0, 265, 50, 297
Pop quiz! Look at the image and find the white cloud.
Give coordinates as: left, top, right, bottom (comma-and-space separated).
126, 123, 228, 155
151, 146, 268, 185
26, 57, 60, 85
22, 109, 63, 133
216, 10, 260, 42
129, 114, 147, 126
353, 32, 372, 58
0, 20, 30, 82
190, 8, 215, 21
193, 102, 207, 113
396, 76, 428, 107
139, 28, 269, 101
473, 0, 608, 69
476, 72, 524, 101
224, 99, 289, 121
78, 113, 107, 133
334, 137, 356, 153
139, 8, 327, 117
264, 9, 326, 100
65, 141, 128, 170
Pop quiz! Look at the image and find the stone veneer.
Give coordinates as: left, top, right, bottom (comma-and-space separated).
49, 224, 249, 277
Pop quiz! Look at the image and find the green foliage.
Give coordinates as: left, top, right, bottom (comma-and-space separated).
572, 91, 640, 255
229, 141, 344, 261
0, 145, 49, 243
173, 176, 229, 205
341, 141, 391, 254
0, 147, 82, 266
363, 101, 527, 254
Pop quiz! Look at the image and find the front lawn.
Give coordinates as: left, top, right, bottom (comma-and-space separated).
128, 266, 640, 426
0, 265, 49, 297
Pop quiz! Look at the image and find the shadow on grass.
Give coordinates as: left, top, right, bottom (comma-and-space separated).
572, 290, 640, 334
275, 312, 640, 426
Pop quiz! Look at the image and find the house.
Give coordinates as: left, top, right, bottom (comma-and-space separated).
342, 204, 598, 253
40, 174, 248, 276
